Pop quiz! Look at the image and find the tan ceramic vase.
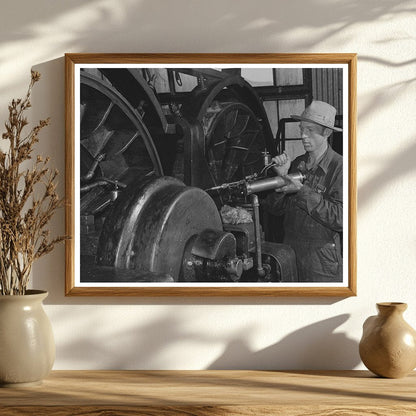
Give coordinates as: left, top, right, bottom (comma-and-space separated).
0, 290, 55, 387
359, 302, 416, 378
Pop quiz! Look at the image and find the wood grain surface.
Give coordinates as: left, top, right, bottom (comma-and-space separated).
1, 370, 415, 415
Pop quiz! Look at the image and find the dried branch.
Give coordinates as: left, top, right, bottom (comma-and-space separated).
0, 71, 67, 295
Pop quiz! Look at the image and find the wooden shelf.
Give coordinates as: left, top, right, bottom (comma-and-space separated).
1, 370, 415, 415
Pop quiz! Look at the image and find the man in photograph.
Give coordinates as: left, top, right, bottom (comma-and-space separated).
263, 100, 343, 282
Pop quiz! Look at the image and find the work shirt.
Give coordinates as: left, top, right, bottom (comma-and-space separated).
264, 146, 343, 282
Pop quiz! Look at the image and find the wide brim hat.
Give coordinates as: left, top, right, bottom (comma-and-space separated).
291, 100, 342, 132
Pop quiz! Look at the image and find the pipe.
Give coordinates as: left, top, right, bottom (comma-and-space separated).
80, 180, 111, 193
251, 194, 265, 278
80, 178, 126, 193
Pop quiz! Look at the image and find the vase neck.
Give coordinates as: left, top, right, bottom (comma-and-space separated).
377, 302, 407, 316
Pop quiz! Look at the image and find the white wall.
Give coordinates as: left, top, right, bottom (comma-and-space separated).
1, 0, 415, 370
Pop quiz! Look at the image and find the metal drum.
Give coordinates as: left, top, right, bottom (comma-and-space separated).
97, 176, 223, 281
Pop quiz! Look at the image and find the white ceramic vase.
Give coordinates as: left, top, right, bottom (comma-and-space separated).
0, 290, 55, 387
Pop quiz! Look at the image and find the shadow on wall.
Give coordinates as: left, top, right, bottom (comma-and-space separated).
208, 314, 360, 370
54, 309, 215, 369
0, 0, 414, 97
0, 0, 413, 52
358, 138, 416, 209
53, 309, 359, 370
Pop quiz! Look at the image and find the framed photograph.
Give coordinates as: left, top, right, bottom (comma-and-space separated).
65, 53, 356, 296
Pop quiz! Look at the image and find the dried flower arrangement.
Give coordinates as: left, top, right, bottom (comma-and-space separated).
0, 71, 65, 295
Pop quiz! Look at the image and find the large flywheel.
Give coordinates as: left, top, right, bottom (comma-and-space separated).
80, 70, 164, 261
80, 71, 163, 216
179, 72, 275, 190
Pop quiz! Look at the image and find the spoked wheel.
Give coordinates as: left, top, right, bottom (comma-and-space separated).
203, 101, 266, 185
80, 70, 163, 260
80, 71, 163, 216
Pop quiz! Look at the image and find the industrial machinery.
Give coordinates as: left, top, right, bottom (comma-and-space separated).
79, 68, 301, 283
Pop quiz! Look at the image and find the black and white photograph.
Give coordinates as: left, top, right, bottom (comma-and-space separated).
65, 54, 356, 296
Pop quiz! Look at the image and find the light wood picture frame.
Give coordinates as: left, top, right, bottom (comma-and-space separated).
65, 53, 356, 296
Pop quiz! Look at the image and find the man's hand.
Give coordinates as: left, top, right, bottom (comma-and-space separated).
278, 175, 304, 194
272, 152, 291, 176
